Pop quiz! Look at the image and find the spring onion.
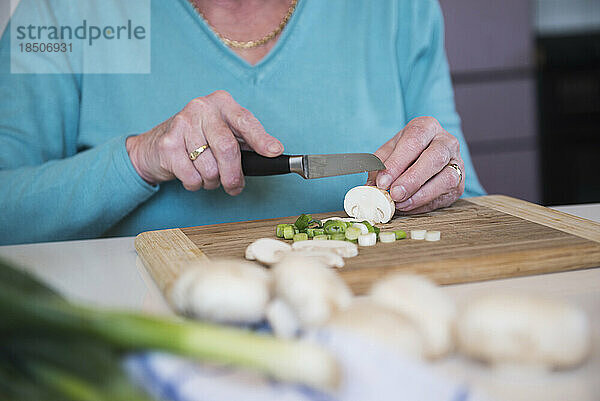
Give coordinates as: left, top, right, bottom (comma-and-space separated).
379, 232, 396, 243
294, 214, 312, 231
324, 221, 346, 235
313, 235, 329, 241
0, 258, 340, 391
352, 223, 369, 235
425, 231, 441, 242
358, 232, 377, 246
394, 230, 407, 240
344, 226, 361, 241
293, 233, 308, 242
410, 230, 427, 240
283, 226, 295, 240
330, 233, 346, 241
307, 219, 323, 229
276, 224, 290, 238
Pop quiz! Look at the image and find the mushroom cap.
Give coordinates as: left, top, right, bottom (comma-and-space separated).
291, 239, 358, 258
273, 255, 353, 326
245, 238, 292, 265
344, 185, 395, 224
456, 294, 591, 369
369, 273, 456, 359
171, 260, 272, 324
327, 299, 425, 359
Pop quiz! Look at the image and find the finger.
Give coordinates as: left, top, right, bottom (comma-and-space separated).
396, 192, 458, 215
160, 116, 204, 191
209, 90, 284, 157
201, 109, 245, 196
375, 117, 440, 190
195, 149, 220, 190
366, 135, 398, 186
389, 136, 454, 202
394, 162, 463, 212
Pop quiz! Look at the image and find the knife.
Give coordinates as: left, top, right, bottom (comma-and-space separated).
241, 150, 385, 179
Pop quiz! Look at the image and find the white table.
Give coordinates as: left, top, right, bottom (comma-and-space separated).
1, 204, 599, 401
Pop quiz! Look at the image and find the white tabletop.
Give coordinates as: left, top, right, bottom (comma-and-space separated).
1, 203, 599, 401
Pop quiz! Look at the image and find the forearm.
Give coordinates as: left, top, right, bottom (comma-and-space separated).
0, 135, 158, 245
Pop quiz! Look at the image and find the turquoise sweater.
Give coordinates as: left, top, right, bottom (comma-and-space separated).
0, 0, 485, 245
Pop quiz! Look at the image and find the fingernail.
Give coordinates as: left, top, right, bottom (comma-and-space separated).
391, 185, 407, 201
395, 197, 413, 210
376, 173, 392, 190
268, 142, 283, 154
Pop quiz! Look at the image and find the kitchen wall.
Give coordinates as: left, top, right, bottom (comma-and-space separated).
440, 0, 540, 203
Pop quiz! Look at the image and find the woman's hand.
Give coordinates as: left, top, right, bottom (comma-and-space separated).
126, 90, 284, 196
367, 117, 465, 214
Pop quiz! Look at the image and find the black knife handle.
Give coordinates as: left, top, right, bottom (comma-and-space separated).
241, 151, 291, 176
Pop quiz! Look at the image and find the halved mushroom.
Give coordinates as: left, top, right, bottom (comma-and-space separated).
169, 259, 272, 324
344, 186, 395, 224
369, 273, 456, 359
245, 238, 292, 265
272, 255, 353, 327
291, 239, 358, 258
456, 294, 591, 370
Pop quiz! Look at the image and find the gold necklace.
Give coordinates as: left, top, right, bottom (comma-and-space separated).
191, 0, 298, 49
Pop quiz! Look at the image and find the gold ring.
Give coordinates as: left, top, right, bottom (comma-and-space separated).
189, 144, 209, 161
448, 163, 462, 185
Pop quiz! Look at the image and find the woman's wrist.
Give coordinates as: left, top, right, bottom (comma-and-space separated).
126, 135, 158, 186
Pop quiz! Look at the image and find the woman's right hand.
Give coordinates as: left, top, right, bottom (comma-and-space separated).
126, 90, 284, 196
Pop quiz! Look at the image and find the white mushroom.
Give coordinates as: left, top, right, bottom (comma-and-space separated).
169, 260, 272, 324
291, 239, 358, 258
289, 250, 345, 268
326, 299, 425, 359
456, 293, 591, 370
245, 238, 292, 265
369, 273, 456, 359
344, 185, 395, 224
266, 298, 301, 339
272, 255, 353, 327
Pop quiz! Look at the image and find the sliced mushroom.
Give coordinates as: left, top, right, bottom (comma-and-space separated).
288, 250, 345, 268
344, 185, 395, 224
369, 273, 456, 359
245, 238, 292, 265
456, 294, 591, 370
272, 255, 353, 327
291, 239, 358, 258
169, 260, 272, 324
326, 299, 425, 359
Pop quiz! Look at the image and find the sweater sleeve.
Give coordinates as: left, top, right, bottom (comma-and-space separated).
0, 15, 157, 245
397, 0, 486, 198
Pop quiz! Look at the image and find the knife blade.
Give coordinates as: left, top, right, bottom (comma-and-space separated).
241, 150, 385, 179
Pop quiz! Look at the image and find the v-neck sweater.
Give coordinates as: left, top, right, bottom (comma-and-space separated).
0, 0, 485, 244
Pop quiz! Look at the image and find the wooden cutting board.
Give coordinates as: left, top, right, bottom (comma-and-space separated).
135, 195, 600, 296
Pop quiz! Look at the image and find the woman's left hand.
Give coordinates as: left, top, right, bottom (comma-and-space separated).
367, 116, 465, 214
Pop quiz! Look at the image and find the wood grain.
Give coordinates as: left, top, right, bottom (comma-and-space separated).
135, 196, 600, 295
134, 228, 208, 295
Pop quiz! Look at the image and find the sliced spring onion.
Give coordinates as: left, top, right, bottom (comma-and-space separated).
361, 221, 375, 233
329, 233, 346, 241
283, 226, 295, 240
410, 230, 427, 240
352, 223, 369, 235
344, 227, 361, 241
307, 219, 322, 229
324, 221, 346, 235
306, 228, 316, 238
276, 224, 290, 238
379, 232, 396, 243
358, 232, 377, 246
394, 230, 407, 240
294, 214, 312, 231
346, 238, 358, 244
293, 233, 308, 242
313, 235, 329, 241
425, 231, 441, 241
